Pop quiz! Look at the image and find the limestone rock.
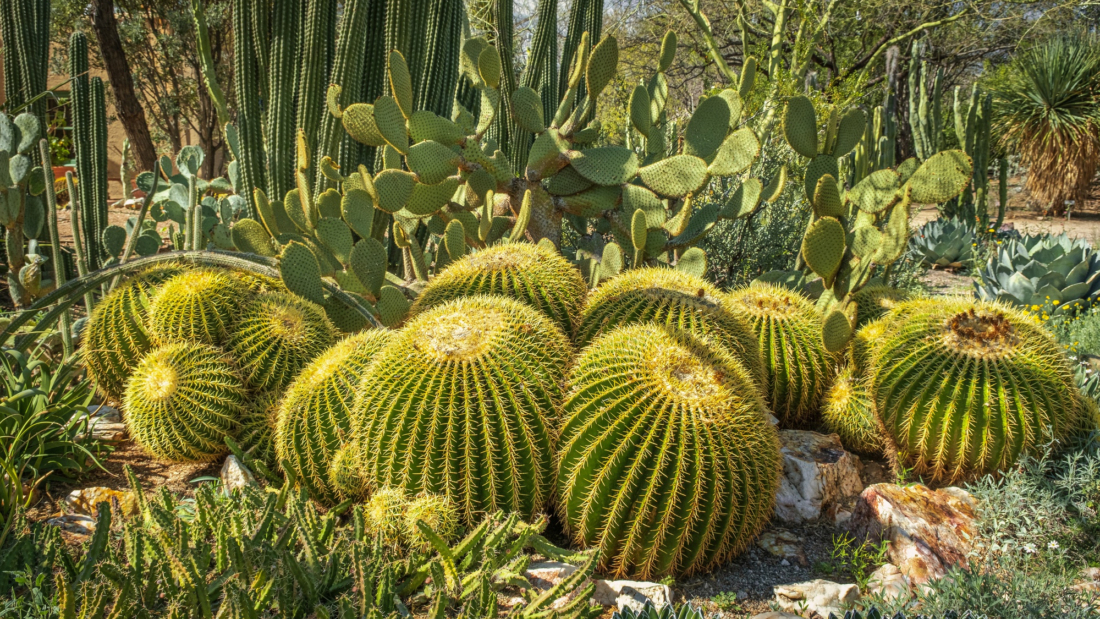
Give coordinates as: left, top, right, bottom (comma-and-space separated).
220, 455, 257, 493
774, 580, 860, 617
526, 561, 580, 589
64, 487, 139, 518
74, 405, 126, 441
848, 483, 978, 584
593, 580, 673, 612
865, 563, 910, 602
756, 528, 808, 566
46, 514, 96, 539
775, 430, 864, 522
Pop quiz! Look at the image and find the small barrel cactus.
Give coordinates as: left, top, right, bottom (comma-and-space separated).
404, 494, 460, 552
409, 243, 587, 337
577, 268, 766, 386
873, 299, 1094, 482
123, 342, 246, 462
82, 263, 186, 400
147, 268, 250, 346
364, 486, 410, 548
239, 391, 280, 469
557, 324, 780, 579
725, 283, 836, 427
352, 295, 571, 523
274, 329, 393, 504
228, 291, 336, 391
850, 285, 910, 329
822, 367, 882, 457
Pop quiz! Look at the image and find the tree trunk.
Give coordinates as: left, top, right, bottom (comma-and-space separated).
89, 0, 158, 172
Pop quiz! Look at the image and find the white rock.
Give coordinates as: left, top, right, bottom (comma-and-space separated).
593, 580, 673, 611
74, 405, 126, 441
526, 561, 580, 589
774, 430, 864, 522
46, 514, 97, 538
220, 455, 257, 493
773, 580, 860, 617
865, 563, 910, 602
757, 528, 807, 565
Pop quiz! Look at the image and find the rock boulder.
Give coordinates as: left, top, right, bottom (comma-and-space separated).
775, 430, 864, 522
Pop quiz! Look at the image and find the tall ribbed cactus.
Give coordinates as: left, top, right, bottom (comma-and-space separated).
314, 0, 370, 193
726, 283, 836, 427
69, 33, 109, 270
872, 299, 1094, 482
559, 0, 604, 102
578, 267, 766, 385
557, 324, 780, 578
231, 0, 265, 219
275, 329, 392, 504
124, 343, 246, 462
521, 0, 559, 126
908, 43, 943, 162
350, 296, 571, 523
0, 0, 49, 125
263, 0, 301, 202
415, 0, 464, 117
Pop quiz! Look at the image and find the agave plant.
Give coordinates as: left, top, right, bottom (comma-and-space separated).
974, 233, 1100, 316
908, 217, 975, 269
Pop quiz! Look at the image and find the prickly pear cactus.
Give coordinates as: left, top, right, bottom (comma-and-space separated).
872, 299, 1094, 482
557, 324, 780, 578
350, 295, 571, 523
274, 329, 392, 505
228, 291, 337, 391
123, 343, 246, 462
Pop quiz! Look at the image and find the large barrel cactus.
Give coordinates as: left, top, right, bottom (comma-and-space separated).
822, 367, 882, 457
83, 264, 186, 400
228, 291, 336, 391
409, 244, 587, 337
577, 268, 766, 385
975, 233, 1100, 316
872, 299, 1094, 482
726, 283, 836, 427
275, 329, 393, 504
123, 343, 246, 462
351, 295, 571, 522
148, 268, 251, 346
557, 324, 780, 579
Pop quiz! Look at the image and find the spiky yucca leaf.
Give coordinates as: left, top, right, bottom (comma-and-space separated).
123, 343, 246, 462
239, 391, 280, 469
275, 329, 393, 504
873, 299, 1093, 482
822, 367, 883, 456
352, 295, 571, 523
557, 324, 780, 579
409, 243, 587, 337
228, 292, 336, 391
83, 264, 186, 400
851, 285, 910, 329
578, 268, 766, 386
147, 268, 250, 346
726, 283, 836, 427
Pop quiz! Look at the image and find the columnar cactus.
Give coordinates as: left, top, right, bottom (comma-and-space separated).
228, 291, 336, 391
350, 295, 571, 523
726, 283, 836, 427
557, 324, 780, 578
123, 343, 246, 462
872, 299, 1094, 482
578, 267, 766, 385
410, 243, 588, 337
148, 269, 250, 346
274, 329, 393, 505
82, 264, 186, 399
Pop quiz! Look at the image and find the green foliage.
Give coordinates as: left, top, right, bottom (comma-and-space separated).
871, 299, 1093, 482
123, 342, 246, 462
352, 296, 571, 524
557, 324, 779, 578
611, 603, 706, 619
824, 533, 890, 592
275, 329, 392, 505
726, 283, 836, 427
975, 233, 1100, 317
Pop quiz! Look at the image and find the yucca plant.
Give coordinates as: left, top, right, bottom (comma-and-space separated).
725, 283, 836, 427
577, 267, 766, 384
123, 342, 246, 462
908, 217, 976, 269
410, 243, 588, 337
228, 291, 336, 391
992, 33, 1100, 216
351, 295, 572, 523
557, 324, 779, 578
275, 329, 392, 505
872, 298, 1094, 482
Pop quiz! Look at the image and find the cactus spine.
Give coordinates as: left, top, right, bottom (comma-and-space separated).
232, 0, 264, 219
822, 367, 883, 457
351, 296, 571, 523
557, 324, 780, 578
228, 291, 337, 391
148, 269, 250, 346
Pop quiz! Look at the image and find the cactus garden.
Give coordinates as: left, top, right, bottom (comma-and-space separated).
1, 0, 1100, 616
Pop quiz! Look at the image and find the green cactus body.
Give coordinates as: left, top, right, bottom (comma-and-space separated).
557, 324, 780, 579
239, 391, 280, 469
872, 299, 1093, 482
578, 268, 766, 386
725, 283, 836, 427
228, 291, 336, 391
123, 343, 246, 462
822, 367, 883, 457
352, 295, 571, 523
410, 243, 587, 338
83, 264, 186, 400
404, 493, 460, 552
147, 269, 250, 346
850, 285, 910, 328
275, 329, 392, 504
